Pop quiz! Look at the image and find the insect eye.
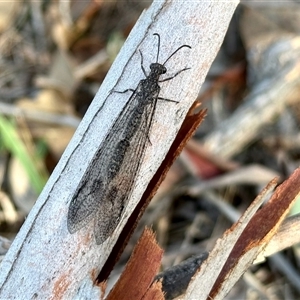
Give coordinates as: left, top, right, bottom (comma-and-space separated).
162, 66, 167, 74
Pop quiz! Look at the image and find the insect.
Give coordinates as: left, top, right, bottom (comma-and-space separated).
67, 33, 191, 244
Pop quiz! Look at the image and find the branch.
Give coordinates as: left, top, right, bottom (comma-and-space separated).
0, 0, 239, 298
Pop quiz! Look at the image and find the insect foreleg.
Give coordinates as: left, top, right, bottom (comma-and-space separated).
139, 50, 148, 77
159, 67, 191, 83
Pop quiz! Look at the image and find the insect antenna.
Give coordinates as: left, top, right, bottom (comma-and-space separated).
153, 33, 161, 63
163, 44, 191, 66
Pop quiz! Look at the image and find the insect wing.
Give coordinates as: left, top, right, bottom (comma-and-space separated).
93, 184, 125, 244
67, 87, 153, 239
67, 176, 104, 233
94, 91, 159, 243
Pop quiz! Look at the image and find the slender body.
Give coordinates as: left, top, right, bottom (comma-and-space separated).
67, 33, 191, 244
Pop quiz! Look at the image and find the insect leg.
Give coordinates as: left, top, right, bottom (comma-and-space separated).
157, 97, 179, 103
111, 49, 147, 95
112, 88, 135, 94
139, 50, 147, 77
159, 67, 191, 83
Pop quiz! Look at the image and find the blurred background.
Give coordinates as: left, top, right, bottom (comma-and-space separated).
0, 1, 300, 299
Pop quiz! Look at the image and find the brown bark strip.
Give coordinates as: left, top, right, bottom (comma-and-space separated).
142, 280, 164, 300
210, 168, 300, 299
106, 228, 163, 300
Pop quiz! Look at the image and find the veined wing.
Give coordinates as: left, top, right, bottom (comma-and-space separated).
93, 90, 160, 244
67, 84, 158, 239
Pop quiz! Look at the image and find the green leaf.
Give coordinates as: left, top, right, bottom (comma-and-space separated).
0, 116, 48, 194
